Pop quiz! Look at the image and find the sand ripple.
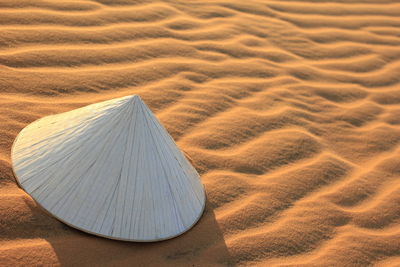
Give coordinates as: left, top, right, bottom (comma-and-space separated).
1, 0, 400, 266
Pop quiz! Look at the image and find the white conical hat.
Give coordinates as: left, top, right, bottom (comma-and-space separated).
11, 95, 205, 242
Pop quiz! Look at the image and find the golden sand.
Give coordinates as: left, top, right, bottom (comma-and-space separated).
1, 0, 400, 266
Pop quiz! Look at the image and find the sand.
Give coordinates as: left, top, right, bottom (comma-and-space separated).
0, 0, 400, 266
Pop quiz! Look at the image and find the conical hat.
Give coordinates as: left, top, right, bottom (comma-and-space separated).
11, 95, 205, 242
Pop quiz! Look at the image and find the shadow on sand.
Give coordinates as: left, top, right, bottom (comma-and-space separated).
24, 197, 234, 267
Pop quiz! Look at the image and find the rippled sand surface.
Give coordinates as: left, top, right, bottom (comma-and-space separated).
1, 0, 400, 266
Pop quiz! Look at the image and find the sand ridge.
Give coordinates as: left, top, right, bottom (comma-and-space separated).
1, 0, 400, 266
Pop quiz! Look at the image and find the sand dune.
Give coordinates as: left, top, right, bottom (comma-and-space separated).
1, 0, 400, 266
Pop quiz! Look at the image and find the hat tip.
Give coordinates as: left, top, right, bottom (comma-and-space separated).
125, 94, 142, 103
